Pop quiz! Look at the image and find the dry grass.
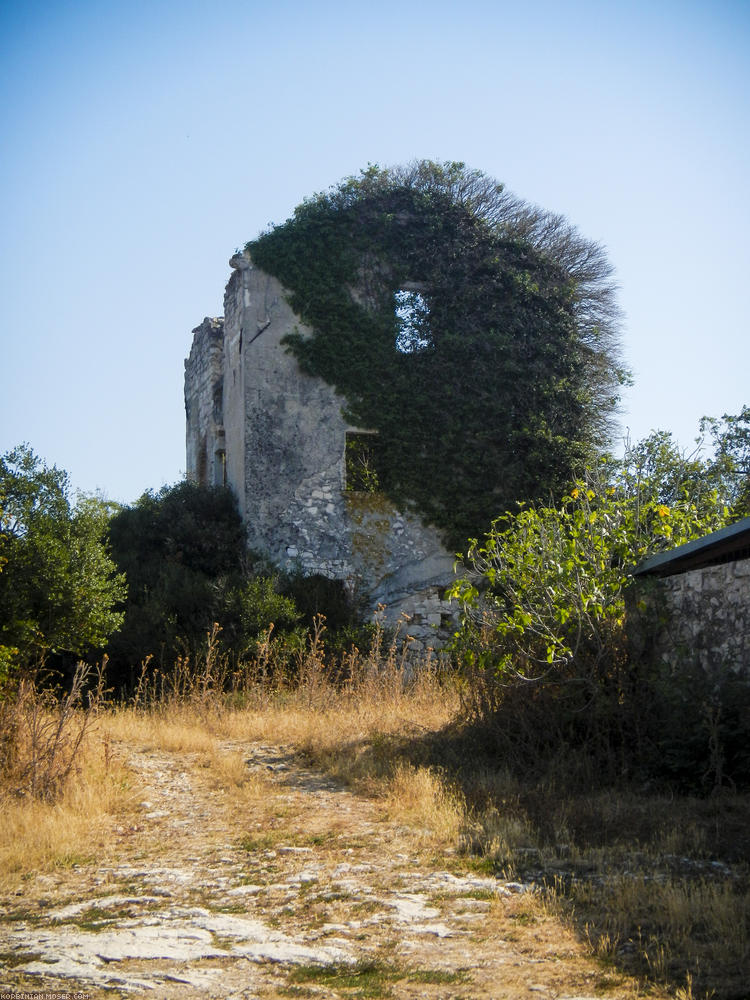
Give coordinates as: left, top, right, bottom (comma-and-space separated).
2, 634, 748, 999
561, 868, 750, 995
0, 729, 135, 883
382, 762, 465, 845
102, 703, 222, 752
0, 661, 107, 801
103, 619, 459, 774
0, 661, 138, 884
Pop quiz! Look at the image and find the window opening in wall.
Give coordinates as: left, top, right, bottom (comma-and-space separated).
394, 289, 432, 354
345, 432, 382, 493
197, 442, 208, 487
212, 383, 223, 422
215, 449, 227, 487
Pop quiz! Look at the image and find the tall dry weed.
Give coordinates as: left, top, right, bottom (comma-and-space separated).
111, 615, 458, 767
0, 729, 134, 883
0, 660, 106, 802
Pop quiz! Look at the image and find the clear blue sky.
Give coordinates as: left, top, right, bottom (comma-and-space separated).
1, 0, 748, 504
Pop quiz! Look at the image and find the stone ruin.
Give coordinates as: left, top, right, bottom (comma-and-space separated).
185, 252, 457, 648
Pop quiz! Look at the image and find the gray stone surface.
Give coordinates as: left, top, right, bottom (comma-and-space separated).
8, 900, 351, 991
635, 556, 750, 676
185, 254, 458, 643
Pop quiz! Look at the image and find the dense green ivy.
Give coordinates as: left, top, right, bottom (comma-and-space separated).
247, 161, 625, 548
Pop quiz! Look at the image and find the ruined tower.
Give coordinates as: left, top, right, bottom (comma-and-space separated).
185, 253, 456, 647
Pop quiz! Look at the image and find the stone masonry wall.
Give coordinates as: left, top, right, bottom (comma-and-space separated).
185, 317, 225, 488
185, 253, 458, 649
635, 558, 750, 677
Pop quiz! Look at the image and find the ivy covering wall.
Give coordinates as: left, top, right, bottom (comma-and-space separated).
247, 161, 625, 548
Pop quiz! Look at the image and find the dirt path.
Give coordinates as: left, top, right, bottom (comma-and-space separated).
1, 741, 654, 999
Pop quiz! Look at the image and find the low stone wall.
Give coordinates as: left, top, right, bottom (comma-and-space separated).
634, 558, 750, 677
375, 586, 459, 651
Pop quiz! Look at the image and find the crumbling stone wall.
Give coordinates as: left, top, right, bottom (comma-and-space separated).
634, 558, 750, 677
184, 317, 225, 489
185, 252, 457, 648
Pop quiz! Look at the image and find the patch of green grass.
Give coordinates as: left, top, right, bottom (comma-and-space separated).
0, 908, 43, 925
214, 902, 247, 914
324, 887, 357, 902
302, 833, 327, 846
287, 960, 469, 997
0, 950, 43, 968
456, 855, 497, 877
237, 874, 265, 886
54, 852, 95, 868
70, 906, 119, 931
239, 832, 280, 852
409, 968, 469, 985
461, 887, 496, 900
288, 960, 396, 998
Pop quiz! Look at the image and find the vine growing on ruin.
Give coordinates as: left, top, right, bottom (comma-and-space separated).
247, 161, 626, 548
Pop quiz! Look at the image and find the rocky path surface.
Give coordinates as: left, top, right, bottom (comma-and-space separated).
0, 741, 650, 999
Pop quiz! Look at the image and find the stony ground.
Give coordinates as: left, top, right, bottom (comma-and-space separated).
0, 740, 665, 999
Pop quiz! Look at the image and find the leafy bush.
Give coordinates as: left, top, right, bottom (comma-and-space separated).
106, 481, 306, 686
106, 482, 372, 689
700, 403, 750, 516
0, 445, 125, 675
449, 432, 738, 787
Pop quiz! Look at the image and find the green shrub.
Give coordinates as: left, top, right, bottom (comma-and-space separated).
0, 445, 125, 673
449, 433, 736, 788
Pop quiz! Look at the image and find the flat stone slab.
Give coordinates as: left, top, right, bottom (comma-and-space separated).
7, 905, 351, 990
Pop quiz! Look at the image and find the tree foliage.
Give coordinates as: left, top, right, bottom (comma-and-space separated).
107, 481, 313, 684
106, 481, 373, 688
448, 428, 741, 788
247, 161, 626, 547
0, 445, 126, 675
450, 432, 729, 681
108, 482, 247, 674
700, 403, 750, 516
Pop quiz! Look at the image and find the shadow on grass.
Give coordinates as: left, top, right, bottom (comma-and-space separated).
306, 721, 750, 1000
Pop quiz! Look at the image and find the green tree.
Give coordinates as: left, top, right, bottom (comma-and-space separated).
217, 576, 302, 659
701, 403, 750, 515
448, 431, 734, 785
247, 160, 627, 547
106, 481, 303, 682
0, 445, 126, 675
451, 442, 728, 681
451, 431, 730, 676
106, 481, 245, 672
